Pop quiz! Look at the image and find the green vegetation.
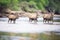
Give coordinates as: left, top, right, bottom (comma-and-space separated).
0, 0, 60, 14
0, 31, 60, 40
0, 0, 48, 11
0, 31, 39, 39
49, 0, 60, 11
40, 32, 60, 40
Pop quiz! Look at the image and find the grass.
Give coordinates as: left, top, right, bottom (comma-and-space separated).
0, 31, 60, 40
0, 31, 40, 40
40, 31, 60, 40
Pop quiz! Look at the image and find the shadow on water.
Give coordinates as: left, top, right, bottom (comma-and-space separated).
0, 18, 8, 22
0, 19, 6, 21
29, 21, 38, 25
30, 23, 38, 25
53, 23, 60, 25
43, 22, 60, 25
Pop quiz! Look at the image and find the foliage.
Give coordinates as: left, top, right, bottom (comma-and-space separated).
0, 0, 49, 11
47, 0, 60, 14
0, 0, 19, 11
40, 32, 60, 40
0, 0, 60, 14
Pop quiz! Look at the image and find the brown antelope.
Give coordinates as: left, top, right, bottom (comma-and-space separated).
8, 11, 19, 23
24, 12, 38, 23
43, 11, 54, 23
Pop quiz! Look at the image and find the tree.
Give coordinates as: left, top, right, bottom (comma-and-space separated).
47, 0, 60, 14
0, 0, 11, 12
9, 0, 19, 10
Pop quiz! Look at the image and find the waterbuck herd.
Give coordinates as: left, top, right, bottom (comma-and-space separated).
5, 9, 55, 24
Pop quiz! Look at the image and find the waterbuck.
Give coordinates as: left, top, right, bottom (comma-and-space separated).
8, 11, 19, 23
43, 11, 54, 23
24, 12, 38, 23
